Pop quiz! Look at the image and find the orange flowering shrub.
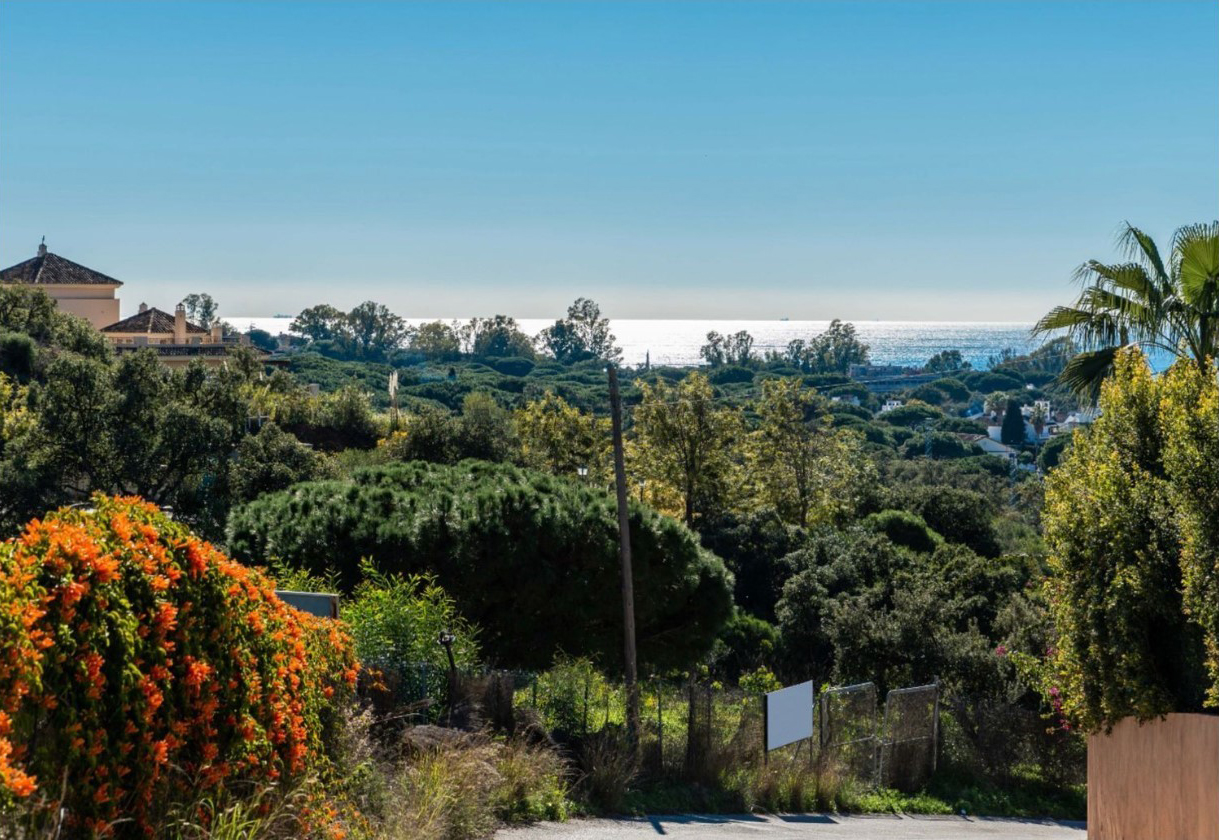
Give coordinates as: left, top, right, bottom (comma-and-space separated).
0, 495, 358, 835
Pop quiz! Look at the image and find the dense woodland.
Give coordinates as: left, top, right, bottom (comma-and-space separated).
0, 286, 1077, 742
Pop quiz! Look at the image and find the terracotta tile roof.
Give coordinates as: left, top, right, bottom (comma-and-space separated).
101, 307, 207, 334
0, 250, 124, 287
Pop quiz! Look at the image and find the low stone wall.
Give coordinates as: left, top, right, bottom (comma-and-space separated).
1088, 713, 1219, 840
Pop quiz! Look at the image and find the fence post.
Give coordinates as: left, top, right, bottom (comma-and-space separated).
583, 675, 590, 739
657, 681, 664, 771
931, 677, 941, 775
762, 691, 769, 768
685, 677, 696, 775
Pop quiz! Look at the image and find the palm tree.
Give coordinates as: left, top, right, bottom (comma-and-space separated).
1029, 402, 1048, 439
1034, 221, 1219, 399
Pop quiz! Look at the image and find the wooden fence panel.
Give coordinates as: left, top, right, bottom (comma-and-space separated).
1088, 713, 1219, 840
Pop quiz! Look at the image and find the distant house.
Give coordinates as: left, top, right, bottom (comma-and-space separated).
960, 433, 1020, 464
101, 303, 265, 369
1, 242, 273, 370
831, 394, 861, 407
0, 242, 121, 329
1059, 407, 1100, 432
878, 399, 904, 414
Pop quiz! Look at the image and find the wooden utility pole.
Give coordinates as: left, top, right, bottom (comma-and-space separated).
608, 365, 641, 750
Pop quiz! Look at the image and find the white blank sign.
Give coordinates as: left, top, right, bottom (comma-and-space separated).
765, 680, 814, 751
275, 590, 339, 619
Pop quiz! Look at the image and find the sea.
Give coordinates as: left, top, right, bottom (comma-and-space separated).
227, 317, 1039, 371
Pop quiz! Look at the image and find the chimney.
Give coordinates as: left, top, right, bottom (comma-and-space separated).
174, 303, 187, 343
138, 302, 148, 314
210, 323, 223, 344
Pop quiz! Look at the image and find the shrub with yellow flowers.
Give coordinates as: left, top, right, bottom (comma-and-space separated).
0, 495, 358, 836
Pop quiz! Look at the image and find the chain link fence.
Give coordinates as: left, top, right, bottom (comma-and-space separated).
365, 661, 939, 792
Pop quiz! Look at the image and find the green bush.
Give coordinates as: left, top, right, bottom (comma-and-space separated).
900, 432, 983, 461
0, 332, 36, 381
908, 384, 948, 405
1037, 433, 1072, 471
930, 378, 971, 402
777, 529, 1026, 695
965, 371, 1025, 394
862, 509, 942, 553
902, 485, 1001, 558
1039, 352, 1215, 729
712, 611, 779, 682
880, 401, 942, 427
230, 422, 327, 504
708, 366, 755, 385
493, 356, 535, 377
345, 563, 480, 670
228, 461, 734, 670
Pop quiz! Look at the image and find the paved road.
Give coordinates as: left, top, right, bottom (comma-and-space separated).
497, 814, 1086, 840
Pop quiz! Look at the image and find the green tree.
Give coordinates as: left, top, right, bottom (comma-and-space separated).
181, 292, 218, 328
809, 319, 870, 374
1040, 349, 1210, 730
748, 377, 875, 528
513, 390, 611, 483
1034, 221, 1219, 398
1037, 433, 1073, 471
538, 298, 621, 364
700, 329, 755, 367
879, 401, 942, 427
227, 461, 734, 670
465, 315, 536, 359
724, 331, 755, 366
344, 300, 409, 361
456, 391, 514, 462
862, 509, 942, 553
378, 405, 460, 464
902, 485, 1001, 558
230, 422, 326, 504
697, 509, 805, 622
777, 529, 1025, 694
1029, 402, 1049, 438
290, 303, 346, 342
770, 321, 869, 373
1000, 399, 1026, 446
924, 349, 970, 373
633, 372, 742, 528
0, 285, 112, 367
408, 320, 463, 360
699, 331, 727, 367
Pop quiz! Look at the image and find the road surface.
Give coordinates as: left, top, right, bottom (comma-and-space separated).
497, 814, 1086, 839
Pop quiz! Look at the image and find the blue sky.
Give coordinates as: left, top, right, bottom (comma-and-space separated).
1, 1, 1216, 321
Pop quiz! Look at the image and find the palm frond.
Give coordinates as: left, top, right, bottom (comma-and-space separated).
1119, 222, 1168, 284
1056, 346, 1121, 402
1079, 261, 1166, 310
1078, 287, 1156, 333
1173, 221, 1219, 310
1032, 306, 1098, 335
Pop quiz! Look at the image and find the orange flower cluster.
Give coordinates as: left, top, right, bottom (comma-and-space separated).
0, 495, 359, 836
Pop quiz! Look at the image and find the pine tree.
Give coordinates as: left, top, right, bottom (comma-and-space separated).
1000, 399, 1026, 446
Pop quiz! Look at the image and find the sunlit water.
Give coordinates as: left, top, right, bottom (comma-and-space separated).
229, 317, 1039, 370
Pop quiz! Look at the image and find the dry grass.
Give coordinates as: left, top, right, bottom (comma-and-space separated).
378, 739, 571, 840
576, 729, 639, 813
